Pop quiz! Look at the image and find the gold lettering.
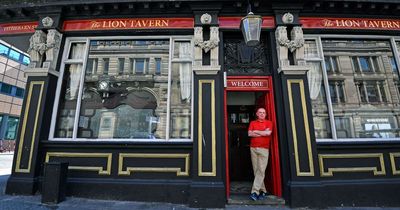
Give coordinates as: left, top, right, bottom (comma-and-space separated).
371, 21, 380, 28
351, 20, 360, 27
393, 21, 400, 28
344, 20, 353, 27
134, 20, 142, 27
103, 20, 110, 28
336, 20, 344, 27
149, 20, 155, 27
382, 21, 388, 28
385, 21, 392, 28
140, 20, 149, 27
119, 20, 127, 28
155, 20, 162, 27
162, 20, 169, 27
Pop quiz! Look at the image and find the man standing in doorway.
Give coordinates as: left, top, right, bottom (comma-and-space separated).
248, 107, 273, 201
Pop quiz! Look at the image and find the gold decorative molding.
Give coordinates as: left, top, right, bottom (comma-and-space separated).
198, 80, 216, 176
15, 81, 45, 173
287, 79, 314, 176
389, 153, 400, 175
319, 153, 386, 177
118, 153, 190, 176
45, 152, 112, 175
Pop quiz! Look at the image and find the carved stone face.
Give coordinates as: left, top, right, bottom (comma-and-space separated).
282, 13, 294, 24
42, 16, 54, 28
200, 13, 212, 25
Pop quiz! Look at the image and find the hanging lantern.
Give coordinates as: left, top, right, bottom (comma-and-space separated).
240, 12, 262, 47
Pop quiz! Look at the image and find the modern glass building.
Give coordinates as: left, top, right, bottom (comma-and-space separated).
1, 0, 400, 208
0, 40, 28, 152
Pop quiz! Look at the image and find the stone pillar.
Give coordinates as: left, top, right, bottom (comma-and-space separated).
6, 12, 63, 195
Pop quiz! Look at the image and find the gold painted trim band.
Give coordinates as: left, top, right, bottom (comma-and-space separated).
118, 153, 190, 176
319, 153, 386, 177
389, 153, 400, 175
198, 80, 216, 176
45, 152, 112, 175
287, 79, 315, 176
15, 81, 45, 173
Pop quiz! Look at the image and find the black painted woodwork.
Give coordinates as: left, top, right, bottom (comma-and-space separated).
2, 0, 400, 208
41, 162, 68, 204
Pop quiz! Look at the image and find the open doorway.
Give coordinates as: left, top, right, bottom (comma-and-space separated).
224, 77, 282, 203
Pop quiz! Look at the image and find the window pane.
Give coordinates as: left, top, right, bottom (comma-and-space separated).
307, 61, 332, 138
8, 49, 20, 61
359, 57, 372, 72
351, 57, 360, 72
15, 87, 24, 98
170, 62, 191, 139
69, 43, 86, 59
390, 57, 398, 73
22, 56, 30, 65
5, 117, 19, 140
0, 44, 9, 55
321, 39, 400, 139
135, 58, 145, 74
54, 63, 84, 138
1, 83, 12, 94
304, 40, 319, 58
324, 57, 332, 72
155, 58, 161, 75
77, 39, 170, 139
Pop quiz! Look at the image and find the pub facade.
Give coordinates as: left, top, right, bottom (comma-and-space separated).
1, 0, 400, 208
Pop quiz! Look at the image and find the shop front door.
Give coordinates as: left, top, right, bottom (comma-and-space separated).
224, 76, 282, 198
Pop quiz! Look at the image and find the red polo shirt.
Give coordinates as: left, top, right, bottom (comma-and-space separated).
248, 119, 273, 149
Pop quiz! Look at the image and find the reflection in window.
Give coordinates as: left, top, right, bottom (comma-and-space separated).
0, 44, 8, 55
155, 58, 161, 75
390, 56, 398, 73
357, 81, 386, 103
54, 43, 86, 138
305, 38, 400, 140
53, 38, 192, 140
5, 117, 19, 140
324, 56, 339, 73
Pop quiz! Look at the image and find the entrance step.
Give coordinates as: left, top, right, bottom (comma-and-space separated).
228, 194, 285, 205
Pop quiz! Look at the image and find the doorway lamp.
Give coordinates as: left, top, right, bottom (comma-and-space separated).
240, 2, 262, 46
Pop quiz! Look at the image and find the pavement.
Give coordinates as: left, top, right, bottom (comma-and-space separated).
1, 152, 400, 210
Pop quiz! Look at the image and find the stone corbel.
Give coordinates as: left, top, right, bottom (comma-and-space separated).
193, 13, 221, 75
275, 12, 307, 74
26, 16, 63, 77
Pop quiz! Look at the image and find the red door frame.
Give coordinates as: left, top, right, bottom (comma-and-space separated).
224, 76, 282, 198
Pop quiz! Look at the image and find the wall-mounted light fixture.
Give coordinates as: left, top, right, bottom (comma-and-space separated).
240, 2, 262, 46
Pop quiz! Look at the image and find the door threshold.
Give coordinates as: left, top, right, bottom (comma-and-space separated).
228, 194, 285, 205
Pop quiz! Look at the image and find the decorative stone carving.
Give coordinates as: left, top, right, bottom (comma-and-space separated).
25, 28, 63, 76
27, 30, 47, 68
193, 14, 221, 75
276, 26, 289, 67
291, 26, 305, 64
194, 27, 219, 53
200, 13, 212, 25
43, 29, 62, 70
276, 12, 307, 73
276, 26, 305, 67
41, 16, 54, 28
282, 12, 294, 24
